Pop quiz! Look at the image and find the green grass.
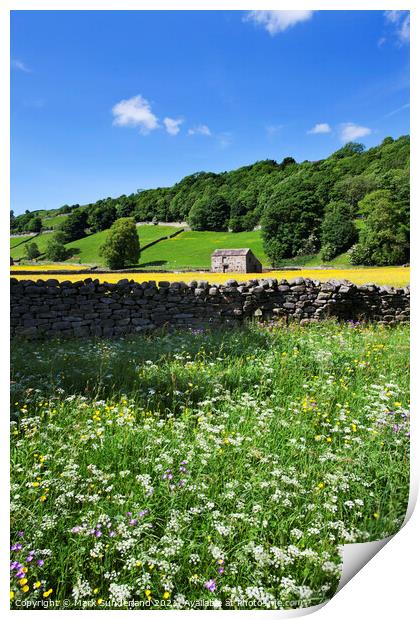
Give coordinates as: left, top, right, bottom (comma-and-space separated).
10, 226, 182, 265
64, 225, 183, 265
41, 214, 69, 229
10, 233, 54, 260
137, 230, 269, 269
10, 322, 409, 609
10, 236, 34, 249
11, 228, 267, 269
64, 228, 267, 269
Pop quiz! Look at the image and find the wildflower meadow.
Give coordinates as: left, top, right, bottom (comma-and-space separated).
10, 321, 409, 610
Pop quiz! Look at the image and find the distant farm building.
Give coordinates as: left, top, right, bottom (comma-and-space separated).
211, 248, 262, 273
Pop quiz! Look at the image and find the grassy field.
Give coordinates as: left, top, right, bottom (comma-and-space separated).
41, 214, 69, 229
64, 225, 182, 264
10, 236, 35, 249
10, 322, 409, 609
10, 266, 410, 288
135, 230, 269, 269
63, 228, 267, 269
10, 233, 54, 260
10, 226, 181, 263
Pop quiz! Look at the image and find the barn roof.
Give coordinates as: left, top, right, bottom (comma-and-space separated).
212, 248, 252, 257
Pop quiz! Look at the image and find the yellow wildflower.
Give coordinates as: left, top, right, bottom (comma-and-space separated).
43, 589, 53, 598
163, 592, 170, 600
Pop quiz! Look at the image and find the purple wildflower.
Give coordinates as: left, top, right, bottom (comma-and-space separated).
26, 555, 34, 563
204, 579, 216, 593
129, 519, 138, 526
37, 559, 44, 567
109, 531, 116, 537
17, 531, 24, 538
95, 530, 102, 538
71, 526, 82, 534
138, 510, 148, 518
11, 544, 22, 552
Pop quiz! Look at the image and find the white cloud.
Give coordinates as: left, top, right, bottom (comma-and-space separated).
163, 117, 183, 136
112, 95, 159, 135
188, 124, 211, 136
308, 123, 331, 135
384, 10, 410, 44
245, 10, 314, 35
11, 59, 30, 72
339, 123, 371, 142
384, 10, 403, 24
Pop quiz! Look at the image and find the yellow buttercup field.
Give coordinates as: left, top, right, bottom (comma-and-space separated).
10, 266, 409, 287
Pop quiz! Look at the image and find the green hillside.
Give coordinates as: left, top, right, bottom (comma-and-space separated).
10, 233, 54, 260
10, 236, 33, 249
10, 225, 183, 264
64, 225, 182, 265
10, 135, 409, 267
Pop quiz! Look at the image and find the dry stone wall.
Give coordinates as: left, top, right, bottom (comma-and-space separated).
10, 277, 410, 339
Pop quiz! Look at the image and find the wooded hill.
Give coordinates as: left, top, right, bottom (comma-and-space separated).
11, 135, 409, 266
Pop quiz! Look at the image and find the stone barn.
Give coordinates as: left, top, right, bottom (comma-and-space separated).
211, 248, 262, 273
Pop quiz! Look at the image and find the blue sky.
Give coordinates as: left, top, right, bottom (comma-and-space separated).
11, 10, 410, 214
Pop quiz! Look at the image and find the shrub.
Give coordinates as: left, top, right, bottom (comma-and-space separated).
348, 243, 374, 266
319, 243, 336, 262
25, 242, 41, 260
296, 233, 319, 257
45, 232, 68, 262
100, 218, 140, 269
